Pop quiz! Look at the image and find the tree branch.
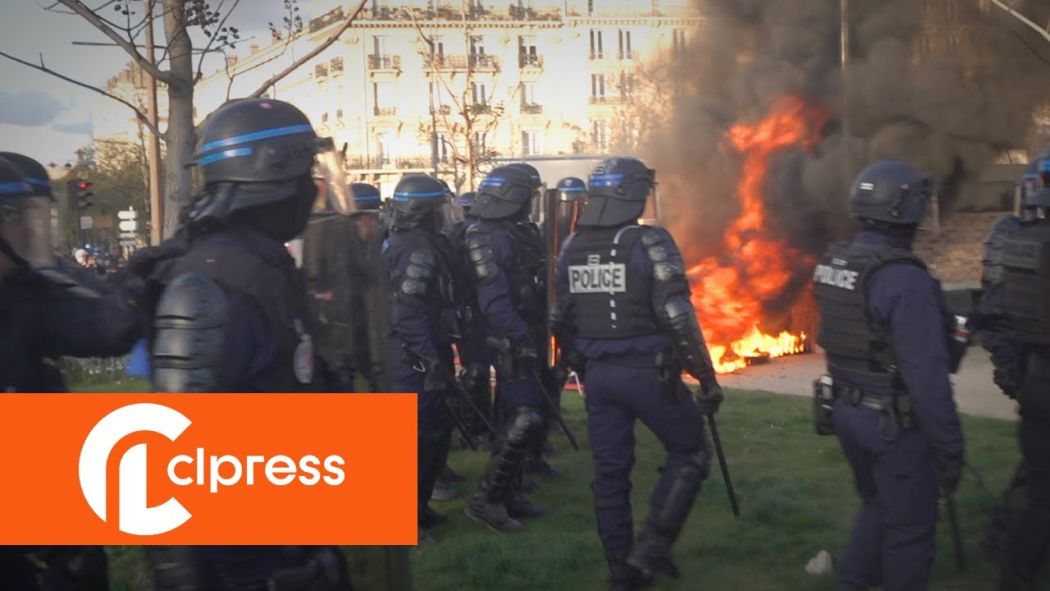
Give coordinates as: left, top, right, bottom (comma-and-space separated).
196, 0, 241, 83
0, 49, 165, 140
989, 0, 1050, 43
247, 0, 367, 98
56, 0, 171, 83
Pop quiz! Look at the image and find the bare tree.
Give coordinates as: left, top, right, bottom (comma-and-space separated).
407, 7, 514, 192
1, 0, 366, 238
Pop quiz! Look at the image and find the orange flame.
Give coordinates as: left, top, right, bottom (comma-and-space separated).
687, 97, 827, 373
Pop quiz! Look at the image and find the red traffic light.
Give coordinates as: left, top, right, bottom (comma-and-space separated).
78, 181, 92, 191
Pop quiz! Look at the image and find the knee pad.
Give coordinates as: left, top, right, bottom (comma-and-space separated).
507, 406, 545, 444
665, 450, 710, 483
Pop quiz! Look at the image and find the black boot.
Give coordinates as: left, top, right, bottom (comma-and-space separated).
464, 406, 542, 534
606, 553, 651, 591
506, 490, 546, 519
420, 504, 448, 529
626, 457, 704, 579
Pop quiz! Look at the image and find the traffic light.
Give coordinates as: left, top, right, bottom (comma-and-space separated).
66, 178, 93, 210
77, 179, 93, 210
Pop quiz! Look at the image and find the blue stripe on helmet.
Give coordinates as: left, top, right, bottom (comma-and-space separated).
589, 172, 624, 187
1025, 172, 1040, 179
25, 176, 49, 187
354, 194, 382, 202
0, 181, 30, 195
559, 186, 586, 192
393, 190, 446, 201
197, 123, 314, 155
480, 176, 507, 187
1038, 160, 1050, 173
198, 147, 254, 166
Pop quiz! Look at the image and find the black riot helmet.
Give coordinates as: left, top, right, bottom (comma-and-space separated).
351, 182, 382, 211
1027, 158, 1050, 217
0, 155, 54, 269
186, 98, 350, 229
848, 161, 931, 226
507, 162, 542, 189
579, 157, 655, 228
457, 191, 477, 215
387, 174, 453, 232
0, 152, 52, 198
472, 166, 537, 220
557, 176, 587, 198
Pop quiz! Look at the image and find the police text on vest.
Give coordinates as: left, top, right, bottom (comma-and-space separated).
569, 263, 627, 293
813, 264, 859, 290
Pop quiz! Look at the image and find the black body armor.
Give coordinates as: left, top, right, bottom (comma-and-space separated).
1003, 220, 1050, 345
813, 241, 926, 392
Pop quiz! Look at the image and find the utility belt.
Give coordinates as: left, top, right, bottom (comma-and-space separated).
813, 374, 913, 440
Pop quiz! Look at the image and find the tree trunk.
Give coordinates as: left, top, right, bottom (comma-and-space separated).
162, 0, 196, 239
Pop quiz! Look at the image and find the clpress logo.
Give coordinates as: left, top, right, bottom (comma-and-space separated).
0, 394, 416, 545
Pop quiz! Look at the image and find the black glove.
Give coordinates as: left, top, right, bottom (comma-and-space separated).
515, 346, 541, 378
459, 363, 488, 393
935, 462, 963, 497
424, 362, 451, 393
698, 379, 724, 416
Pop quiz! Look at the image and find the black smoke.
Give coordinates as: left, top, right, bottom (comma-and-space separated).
647, 0, 1050, 261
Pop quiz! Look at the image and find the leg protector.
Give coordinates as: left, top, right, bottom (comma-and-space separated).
1000, 504, 1050, 589
147, 546, 207, 591
477, 406, 544, 503
627, 451, 708, 578
419, 425, 453, 515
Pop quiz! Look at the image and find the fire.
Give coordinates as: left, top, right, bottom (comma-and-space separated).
687, 97, 827, 373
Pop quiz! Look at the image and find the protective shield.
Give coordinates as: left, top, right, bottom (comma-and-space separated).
543, 187, 583, 365
0, 196, 56, 268
313, 137, 354, 215
301, 208, 391, 391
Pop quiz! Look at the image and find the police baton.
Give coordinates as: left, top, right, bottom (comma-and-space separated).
944, 494, 966, 573
447, 369, 498, 439
706, 413, 741, 518
443, 396, 479, 452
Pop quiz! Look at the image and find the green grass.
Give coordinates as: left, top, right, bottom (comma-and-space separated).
413, 389, 1021, 591
70, 380, 1023, 590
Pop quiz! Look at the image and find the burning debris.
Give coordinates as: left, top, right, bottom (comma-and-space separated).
643, 0, 1050, 372
687, 97, 827, 372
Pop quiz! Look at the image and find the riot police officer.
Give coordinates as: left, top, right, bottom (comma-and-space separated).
0, 152, 137, 591
990, 162, 1050, 589
351, 182, 382, 211
383, 174, 463, 539
130, 98, 353, 590
463, 165, 552, 533
812, 161, 965, 591
549, 157, 720, 590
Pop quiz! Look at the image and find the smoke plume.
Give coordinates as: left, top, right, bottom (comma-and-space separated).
646, 0, 1050, 263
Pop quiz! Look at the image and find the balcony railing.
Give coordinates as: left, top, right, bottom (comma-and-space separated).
346, 155, 431, 170
589, 95, 626, 105
519, 53, 543, 68
425, 54, 499, 71
618, 49, 637, 60
521, 103, 543, 114
469, 103, 492, 114
373, 106, 397, 116
469, 54, 499, 69
368, 55, 401, 70
589, 51, 605, 61
429, 104, 453, 115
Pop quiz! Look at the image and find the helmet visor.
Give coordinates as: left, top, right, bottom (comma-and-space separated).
0, 196, 54, 268
313, 137, 354, 215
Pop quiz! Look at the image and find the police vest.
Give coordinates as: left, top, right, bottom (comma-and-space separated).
813, 241, 926, 392
151, 229, 311, 391
567, 225, 661, 339
1003, 219, 1050, 345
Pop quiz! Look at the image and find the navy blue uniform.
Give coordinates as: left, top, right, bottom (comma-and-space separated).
0, 267, 140, 391
818, 231, 964, 591
384, 226, 459, 519
553, 224, 710, 562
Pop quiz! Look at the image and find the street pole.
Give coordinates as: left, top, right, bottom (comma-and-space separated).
145, 0, 164, 246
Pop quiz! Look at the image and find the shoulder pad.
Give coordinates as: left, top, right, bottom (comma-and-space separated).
465, 226, 500, 283
152, 273, 229, 392
640, 227, 685, 282
402, 249, 436, 296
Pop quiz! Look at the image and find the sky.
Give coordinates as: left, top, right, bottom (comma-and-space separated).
0, 0, 339, 167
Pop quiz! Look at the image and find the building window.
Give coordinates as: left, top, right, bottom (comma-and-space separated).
431, 35, 445, 61
591, 73, 606, 102
429, 81, 452, 113
590, 29, 603, 60
672, 29, 686, 58
374, 81, 395, 116
376, 132, 392, 166
336, 108, 344, 123
522, 130, 540, 156
473, 131, 487, 155
373, 35, 388, 58
330, 57, 343, 74
592, 120, 610, 151
619, 72, 635, 100
315, 63, 328, 79
618, 30, 633, 60
588, 0, 598, 16
470, 35, 486, 58
519, 35, 539, 67
472, 81, 489, 107
435, 132, 450, 163
321, 112, 329, 124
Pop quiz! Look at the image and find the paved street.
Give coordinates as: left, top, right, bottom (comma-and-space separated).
716, 347, 1017, 421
